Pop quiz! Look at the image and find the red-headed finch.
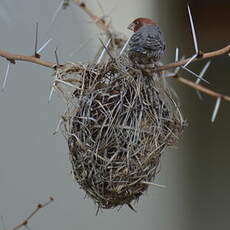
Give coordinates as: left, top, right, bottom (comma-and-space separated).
127, 17, 166, 65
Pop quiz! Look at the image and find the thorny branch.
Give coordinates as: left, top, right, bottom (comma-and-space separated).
154, 45, 230, 72
11, 197, 54, 230
0, 45, 229, 101
71, 0, 111, 34
174, 75, 230, 102
0, 1, 229, 104
0, 49, 55, 68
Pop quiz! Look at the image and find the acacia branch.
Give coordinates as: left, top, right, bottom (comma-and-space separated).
154, 44, 230, 72
173, 74, 230, 102
71, 0, 111, 34
1, 45, 230, 103
0, 44, 229, 71
11, 197, 54, 230
0, 49, 55, 69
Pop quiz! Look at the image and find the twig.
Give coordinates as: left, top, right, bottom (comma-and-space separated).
152, 44, 230, 72
0, 49, 55, 68
173, 74, 230, 102
0, 45, 229, 102
0, 45, 228, 71
71, 0, 111, 34
11, 197, 54, 230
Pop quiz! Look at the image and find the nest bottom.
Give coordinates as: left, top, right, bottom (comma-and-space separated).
61, 60, 184, 210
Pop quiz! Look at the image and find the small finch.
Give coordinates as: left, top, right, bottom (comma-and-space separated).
127, 17, 166, 65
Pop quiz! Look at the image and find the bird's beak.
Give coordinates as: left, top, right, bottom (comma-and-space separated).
127, 22, 135, 31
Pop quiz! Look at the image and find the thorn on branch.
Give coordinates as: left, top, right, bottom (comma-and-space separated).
2, 62, 11, 90
211, 97, 221, 122
54, 47, 60, 67
98, 38, 114, 61
195, 61, 211, 86
11, 197, 54, 230
182, 66, 209, 84
119, 37, 131, 57
187, 4, 199, 54
175, 47, 179, 62
96, 38, 112, 64
37, 38, 52, 54
34, 22, 40, 58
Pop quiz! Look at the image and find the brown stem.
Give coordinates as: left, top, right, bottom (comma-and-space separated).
71, 0, 111, 34
173, 75, 230, 102
0, 49, 55, 69
154, 44, 230, 72
11, 197, 54, 230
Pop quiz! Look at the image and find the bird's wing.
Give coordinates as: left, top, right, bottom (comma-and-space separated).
129, 25, 165, 52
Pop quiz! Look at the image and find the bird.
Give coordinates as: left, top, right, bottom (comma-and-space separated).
127, 17, 166, 65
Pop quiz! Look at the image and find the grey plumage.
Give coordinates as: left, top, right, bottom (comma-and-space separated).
128, 24, 166, 65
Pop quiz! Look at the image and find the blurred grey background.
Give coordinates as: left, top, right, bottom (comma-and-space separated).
0, 1, 229, 230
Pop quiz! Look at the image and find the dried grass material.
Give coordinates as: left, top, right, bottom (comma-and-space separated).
59, 54, 184, 210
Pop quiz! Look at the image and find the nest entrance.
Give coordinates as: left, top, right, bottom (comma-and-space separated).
58, 55, 184, 210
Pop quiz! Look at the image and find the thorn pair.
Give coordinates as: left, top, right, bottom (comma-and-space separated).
1, 22, 52, 90
186, 4, 221, 122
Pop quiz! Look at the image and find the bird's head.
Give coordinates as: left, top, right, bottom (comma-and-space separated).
128, 17, 157, 32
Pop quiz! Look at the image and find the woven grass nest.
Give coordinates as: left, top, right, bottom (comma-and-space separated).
56, 35, 185, 210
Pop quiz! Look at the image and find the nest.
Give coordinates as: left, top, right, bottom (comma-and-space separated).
55, 40, 184, 210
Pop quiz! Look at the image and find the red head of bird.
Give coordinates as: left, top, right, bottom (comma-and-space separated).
128, 17, 157, 32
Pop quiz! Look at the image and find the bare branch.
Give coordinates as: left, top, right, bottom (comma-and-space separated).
0, 45, 228, 72
173, 75, 230, 102
154, 44, 230, 72
0, 49, 55, 68
11, 197, 54, 230
71, 0, 111, 34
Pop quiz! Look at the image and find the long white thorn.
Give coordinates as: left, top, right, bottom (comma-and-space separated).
187, 4, 199, 54
48, 73, 58, 103
48, 86, 55, 103
182, 66, 209, 84
196, 61, 211, 84
175, 47, 179, 62
2, 62, 10, 90
51, 0, 64, 25
196, 90, 203, 100
37, 38, 53, 54
195, 61, 211, 99
183, 53, 197, 68
53, 117, 63, 135
211, 97, 221, 122
96, 38, 111, 65
119, 37, 131, 56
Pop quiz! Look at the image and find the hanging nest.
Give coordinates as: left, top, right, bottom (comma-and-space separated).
55, 37, 185, 210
